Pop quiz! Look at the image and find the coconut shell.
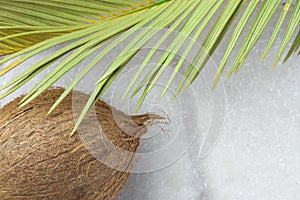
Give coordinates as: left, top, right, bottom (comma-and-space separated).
0, 88, 163, 200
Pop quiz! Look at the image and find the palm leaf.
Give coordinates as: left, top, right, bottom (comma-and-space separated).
260, 0, 294, 62
0, 0, 170, 55
284, 29, 300, 61
0, 0, 299, 134
272, 0, 300, 68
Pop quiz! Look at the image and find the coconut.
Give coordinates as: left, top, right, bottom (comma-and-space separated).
0, 88, 164, 200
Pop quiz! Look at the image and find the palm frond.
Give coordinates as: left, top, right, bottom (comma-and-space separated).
272, 0, 300, 67
0, 0, 170, 55
284, 29, 300, 61
0, 0, 299, 134
227, 0, 282, 76
261, 0, 294, 61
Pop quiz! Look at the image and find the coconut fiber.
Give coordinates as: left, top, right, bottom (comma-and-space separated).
0, 88, 164, 200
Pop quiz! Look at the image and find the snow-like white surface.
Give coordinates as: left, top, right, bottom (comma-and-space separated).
200, 54, 300, 200
0, 3, 299, 200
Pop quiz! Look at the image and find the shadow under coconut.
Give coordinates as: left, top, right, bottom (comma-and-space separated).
117, 146, 209, 200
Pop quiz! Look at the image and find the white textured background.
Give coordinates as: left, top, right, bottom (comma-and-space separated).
0, 2, 299, 200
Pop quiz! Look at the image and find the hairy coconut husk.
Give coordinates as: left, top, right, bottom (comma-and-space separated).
0, 88, 164, 200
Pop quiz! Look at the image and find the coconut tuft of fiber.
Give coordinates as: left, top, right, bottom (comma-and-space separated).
0, 88, 165, 200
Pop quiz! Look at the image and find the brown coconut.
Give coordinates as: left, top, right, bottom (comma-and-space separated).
0, 88, 164, 200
